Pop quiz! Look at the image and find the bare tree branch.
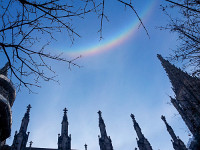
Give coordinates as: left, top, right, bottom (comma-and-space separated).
162, 0, 200, 77
118, 0, 150, 38
0, 0, 148, 92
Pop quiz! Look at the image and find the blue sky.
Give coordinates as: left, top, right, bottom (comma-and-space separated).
2, 0, 192, 149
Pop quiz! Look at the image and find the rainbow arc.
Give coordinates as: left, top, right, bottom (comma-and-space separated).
65, 1, 155, 57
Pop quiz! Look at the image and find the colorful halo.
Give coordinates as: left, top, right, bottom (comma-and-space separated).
64, 1, 155, 57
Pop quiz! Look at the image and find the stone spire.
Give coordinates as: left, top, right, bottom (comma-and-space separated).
157, 54, 200, 139
98, 110, 107, 138
61, 108, 68, 136
98, 110, 113, 150
161, 115, 187, 150
20, 105, 31, 133
130, 114, 153, 150
29, 141, 33, 150
157, 54, 200, 102
0, 62, 9, 76
158, 54, 187, 91
58, 108, 71, 150
12, 105, 31, 150
170, 97, 196, 135
84, 144, 87, 150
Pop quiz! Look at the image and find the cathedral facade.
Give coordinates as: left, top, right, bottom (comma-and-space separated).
0, 54, 200, 150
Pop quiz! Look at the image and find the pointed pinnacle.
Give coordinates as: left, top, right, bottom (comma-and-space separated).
29, 141, 33, 147
97, 110, 102, 117
63, 108, 68, 114
161, 115, 166, 122
161, 115, 171, 128
161, 115, 170, 128
130, 114, 136, 123
84, 143, 87, 150
130, 114, 135, 119
157, 54, 162, 60
157, 54, 168, 66
27, 104, 32, 113
62, 108, 68, 123
161, 115, 178, 141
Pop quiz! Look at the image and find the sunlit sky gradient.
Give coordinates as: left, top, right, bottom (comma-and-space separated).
3, 0, 192, 150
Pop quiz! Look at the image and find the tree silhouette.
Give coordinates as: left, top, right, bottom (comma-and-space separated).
161, 0, 200, 77
0, 0, 147, 92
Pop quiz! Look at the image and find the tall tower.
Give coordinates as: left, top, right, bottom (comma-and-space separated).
0, 63, 16, 146
98, 110, 113, 150
58, 108, 71, 150
130, 114, 153, 150
161, 115, 187, 150
12, 105, 31, 150
158, 54, 200, 148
